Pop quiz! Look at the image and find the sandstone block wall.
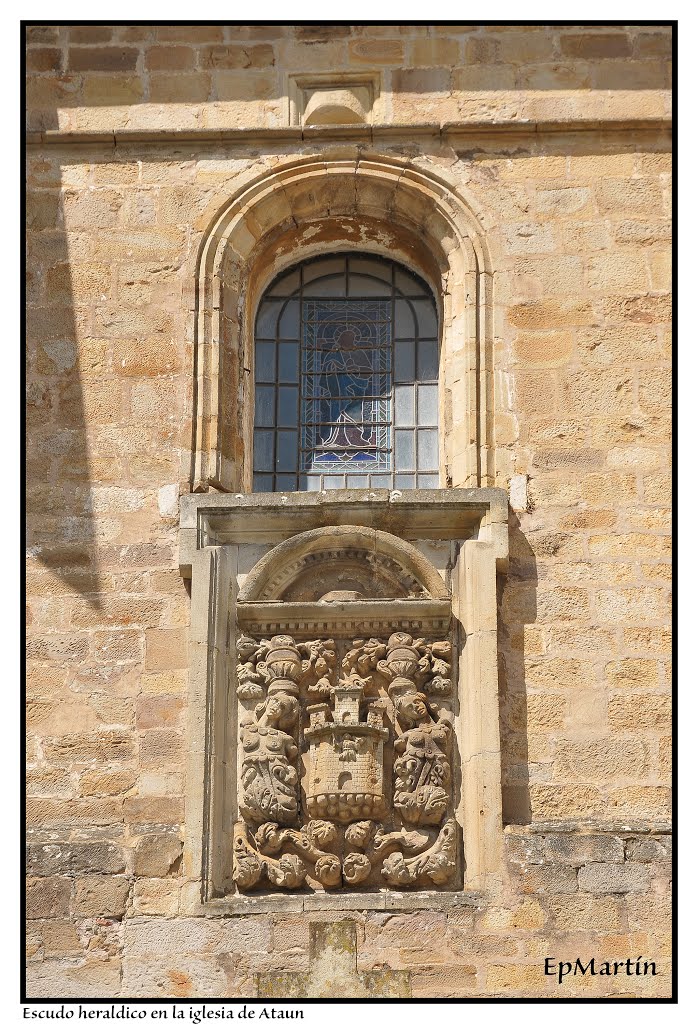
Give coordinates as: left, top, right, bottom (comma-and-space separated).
26, 23, 672, 999
26, 23, 671, 132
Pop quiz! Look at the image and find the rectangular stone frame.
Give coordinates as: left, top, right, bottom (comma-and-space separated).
179, 489, 508, 914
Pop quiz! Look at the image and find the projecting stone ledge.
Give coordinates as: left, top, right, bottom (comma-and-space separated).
256, 920, 410, 998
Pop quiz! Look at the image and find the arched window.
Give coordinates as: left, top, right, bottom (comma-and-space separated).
253, 254, 439, 492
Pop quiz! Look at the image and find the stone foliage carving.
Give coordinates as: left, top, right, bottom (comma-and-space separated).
233, 629, 458, 893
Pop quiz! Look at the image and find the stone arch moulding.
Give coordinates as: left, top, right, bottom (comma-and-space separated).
236, 525, 452, 636
186, 154, 497, 495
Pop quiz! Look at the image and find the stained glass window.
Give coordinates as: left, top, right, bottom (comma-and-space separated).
253, 254, 439, 492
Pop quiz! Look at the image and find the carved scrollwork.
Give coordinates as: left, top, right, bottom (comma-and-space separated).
381, 817, 457, 887
232, 821, 306, 891
254, 820, 341, 888
341, 819, 429, 885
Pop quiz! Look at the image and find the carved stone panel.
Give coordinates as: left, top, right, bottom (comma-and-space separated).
232, 629, 458, 893
180, 490, 509, 908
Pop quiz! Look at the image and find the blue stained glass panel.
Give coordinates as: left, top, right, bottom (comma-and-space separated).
253, 473, 273, 492
255, 342, 275, 383
255, 300, 285, 339
394, 341, 415, 382
278, 343, 299, 383
276, 431, 298, 471
253, 431, 274, 472
252, 254, 439, 492
277, 386, 298, 427
417, 340, 439, 381
303, 299, 391, 474
279, 300, 300, 338
255, 385, 275, 427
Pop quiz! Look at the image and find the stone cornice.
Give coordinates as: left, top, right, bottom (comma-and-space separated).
25, 117, 672, 148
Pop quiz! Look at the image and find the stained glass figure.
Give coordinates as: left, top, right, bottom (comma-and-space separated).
253, 254, 439, 492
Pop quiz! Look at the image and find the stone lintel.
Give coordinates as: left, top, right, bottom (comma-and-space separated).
179, 488, 509, 567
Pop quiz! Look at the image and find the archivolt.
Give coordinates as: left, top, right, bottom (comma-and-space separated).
187, 154, 495, 493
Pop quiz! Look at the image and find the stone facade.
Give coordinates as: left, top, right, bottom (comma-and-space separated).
26, 24, 672, 998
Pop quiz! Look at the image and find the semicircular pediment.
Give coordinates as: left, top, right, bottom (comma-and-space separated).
237, 526, 449, 604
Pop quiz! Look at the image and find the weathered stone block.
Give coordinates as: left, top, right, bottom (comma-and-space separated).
410, 38, 459, 67
624, 837, 668, 862
347, 38, 403, 64
138, 728, 184, 767
609, 785, 671, 816
68, 47, 139, 71
133, 834, 183, 877
543, 834, 624, 866
68, 26, 113, 43
38, 919, 82, 957
149, 73, 212, 104
516, 863, 579, 895
559, 32, 631, 58
547, 893, 622, 931
79, 769, 136, 797
486, 962, 550, 992
26, 876, 72, 919
505, 834, 546, 865
145, 628, 188, 671
26, 797, 124, 828
124, 917, 272, 956
124, 796, 183, 825
26, 25, 59, 43
529, 784, 602, 820
605, 659, 659, 688
26, 958, 122, 999
135, 696, 184, 730
578, 862, 651, 894
131, 878, 181, 916
157, 25, 224, 42
27, 841, 126, 876
201, 44, 274, 69
42, 732, 135, 766
145, 46, 196, 71
608, 693, 671, 731
26, 48, 63, 72
73, 875, 131, 918
554, 738, 649, 780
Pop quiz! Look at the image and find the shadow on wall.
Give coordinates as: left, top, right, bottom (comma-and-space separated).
498, 510, 537, 825
26, 172, 102, 612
